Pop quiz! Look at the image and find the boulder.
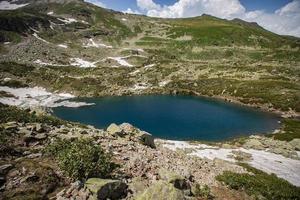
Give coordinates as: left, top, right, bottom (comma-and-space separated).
137, 131, 155, 148
35, 123, 43, 132
128, 177, 147, 195
85, 178, 127, 200
119, 123, 135, 134
243, 139, 264, 150
17, 128, 32, 135
0, 164, 13, 175
135, 180, 185, 200
290, 139, 300, 151
106, 123, 125, 137
158, 169, 190, 190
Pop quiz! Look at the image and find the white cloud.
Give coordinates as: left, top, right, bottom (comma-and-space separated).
84, 0, 106, 8
123, 8, 141, 15
135, 0, 300, 37
137, 0, 161, 11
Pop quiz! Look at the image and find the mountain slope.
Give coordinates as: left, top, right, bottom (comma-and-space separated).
0, 0, 299, 114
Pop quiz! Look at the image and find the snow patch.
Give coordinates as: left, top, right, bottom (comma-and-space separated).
122, 18, 127, 21
33, 33, 50, 44
162, 140, 300, 187
58, 44, 68, 48
159, 80, 171, 87
84, 38, 112, 48
107, 56, 133, 67
70, 58, 97, 68
58, 18, 78, 24
0, 1, 28, 10
129, 69, 140, 76
144, 64, 156, 69
131, 83, 150, 91
47, 11, 54, 15
0, 86, 94, 108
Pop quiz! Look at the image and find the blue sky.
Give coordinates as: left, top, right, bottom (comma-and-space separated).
85, 0, 300, 37
87, 0, 293, 13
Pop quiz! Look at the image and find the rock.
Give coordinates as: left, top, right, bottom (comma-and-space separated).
290, 139, 300, 150
0, 164, 13, 175
106, 123, 125, 137
119, 123, 135, 134
85, 178, 127, 200
0, 176, 5, 186
158, 169, 190, 190
243, 139, 264, 150
34, 133, 48, 140
137, 131, 155, 148
222, 143, 233, 149
135, 180, 185, 200
18, 128, 32, 135
128, 177, 147, 195
3, 122, 18, 131
26, 153, 42, 159
35, 123, 43, 132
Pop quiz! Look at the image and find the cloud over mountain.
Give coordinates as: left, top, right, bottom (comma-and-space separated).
136, 0, 300, 37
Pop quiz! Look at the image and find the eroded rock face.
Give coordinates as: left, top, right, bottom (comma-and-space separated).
85, 178, 128, 200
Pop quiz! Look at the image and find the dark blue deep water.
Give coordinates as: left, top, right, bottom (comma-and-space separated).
53, 95, 280, 141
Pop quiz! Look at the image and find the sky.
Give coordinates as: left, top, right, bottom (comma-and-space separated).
85, 0, 300, 37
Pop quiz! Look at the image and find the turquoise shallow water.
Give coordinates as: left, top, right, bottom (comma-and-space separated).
53, 95, 280, 141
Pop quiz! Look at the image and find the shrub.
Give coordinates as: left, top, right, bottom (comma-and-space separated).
45, 138, 116, 181
192, 183, 213, 199
216, 164, 300, 200
0, 104, 64, 126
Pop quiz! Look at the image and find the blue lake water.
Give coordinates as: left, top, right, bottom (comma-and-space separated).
52, 95, 280, 141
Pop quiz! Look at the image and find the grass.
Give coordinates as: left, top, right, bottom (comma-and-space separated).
0, 104, 64, 126
272, 119, 300, 141
216, 164, 300, 200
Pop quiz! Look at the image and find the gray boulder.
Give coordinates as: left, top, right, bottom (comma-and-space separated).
135, 180, 185, 200
106, 123, 126, 137
85, 178, 127, 200
137, 131, 155, 149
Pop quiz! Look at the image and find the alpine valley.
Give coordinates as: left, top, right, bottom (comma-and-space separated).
0, 0, 300, 199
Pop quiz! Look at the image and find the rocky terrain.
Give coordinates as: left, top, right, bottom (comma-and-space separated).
0, 0, 300, 199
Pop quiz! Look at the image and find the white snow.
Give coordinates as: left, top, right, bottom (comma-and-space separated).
58, 18, 78, 24
33, 33, 50, 44
84, 38, 112, 48
131, 83, 150, 91
58, 44, 68, 48
70, 58, 97, 68
144, 64, 156, 69
129, 69, 140, 76
162, 140, 300, 187
3, 78, 12, 82
121, 18, 127, 21
107, 56, 133, 67
159, 80, 171, 87
4, 42, 10, 45
0, 86, 94, 108
0, 1, 28, 10
47, 11, 54, 15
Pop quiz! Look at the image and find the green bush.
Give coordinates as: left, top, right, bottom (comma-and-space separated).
45, 138, 116, 181
0, 104, 63, 126
216, 164, 300, 200
192, 184, 213, 199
